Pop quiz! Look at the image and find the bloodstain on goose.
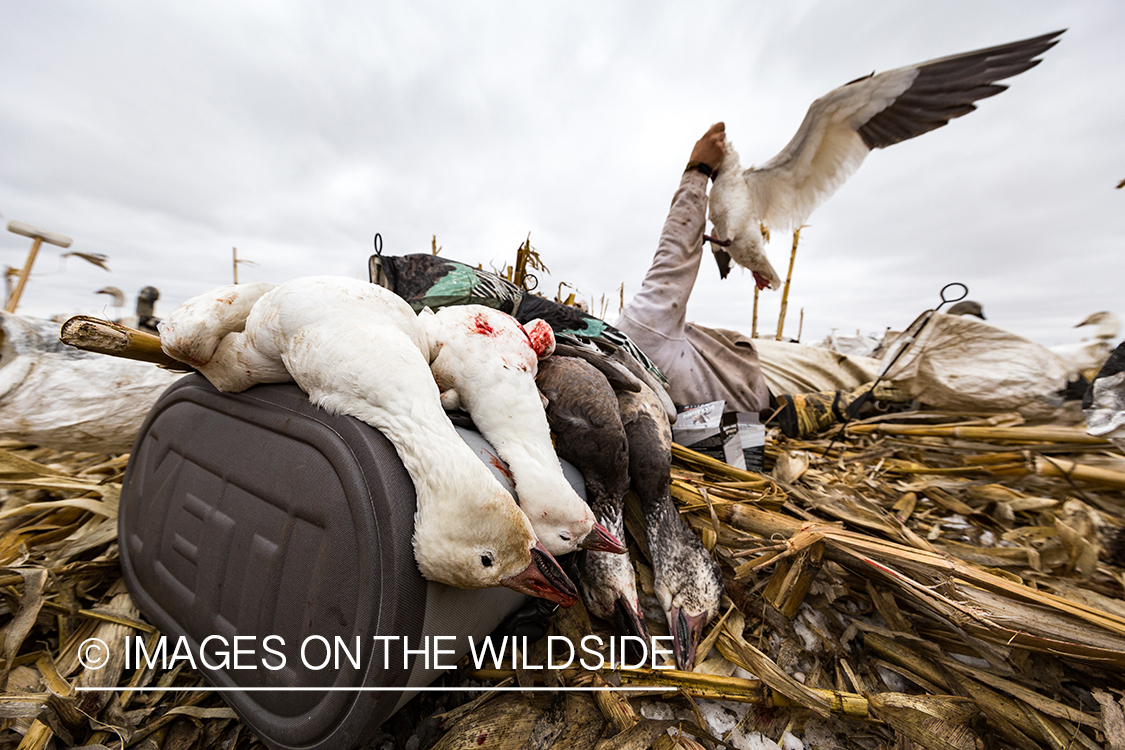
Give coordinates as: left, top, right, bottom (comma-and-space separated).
524, 319, 554, 358
487, 453, 514, 483
471, 314, 494, 336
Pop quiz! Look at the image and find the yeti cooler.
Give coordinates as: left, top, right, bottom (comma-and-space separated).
119, 374, 584, 750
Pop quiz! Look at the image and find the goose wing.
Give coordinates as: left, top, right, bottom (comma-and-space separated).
744, 30, 1063, 233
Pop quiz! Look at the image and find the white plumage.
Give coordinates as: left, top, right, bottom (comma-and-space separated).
160, 277, 578, 604
708, 30, 1063, 289
420, 304, 624, 557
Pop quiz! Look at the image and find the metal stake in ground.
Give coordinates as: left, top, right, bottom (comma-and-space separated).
5, 221, 72, 313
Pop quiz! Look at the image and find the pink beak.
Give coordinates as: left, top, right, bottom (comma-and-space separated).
500, 542, 578, 607
579, 522, 627, 554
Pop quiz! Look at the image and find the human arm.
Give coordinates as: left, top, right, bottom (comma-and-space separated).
615, 123, 725, 340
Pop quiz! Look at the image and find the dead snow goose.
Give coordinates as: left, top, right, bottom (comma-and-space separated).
419, 304, 625, 557
160, 277, 578, 604
708, 31, 1063, 289
618, 379, 723, 670
536, 355, 647, 641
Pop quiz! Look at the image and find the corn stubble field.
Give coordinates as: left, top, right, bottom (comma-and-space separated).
2, 407, 1125, 750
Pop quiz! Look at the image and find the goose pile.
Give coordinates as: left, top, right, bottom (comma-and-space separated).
537, 346, 724, 671
160, 277, 579, 605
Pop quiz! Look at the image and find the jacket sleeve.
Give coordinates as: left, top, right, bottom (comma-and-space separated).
614, 170, 709, 341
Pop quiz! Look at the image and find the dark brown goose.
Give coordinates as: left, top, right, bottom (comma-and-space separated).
536, 356, 647, 642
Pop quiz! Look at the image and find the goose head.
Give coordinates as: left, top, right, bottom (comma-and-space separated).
95, 286, 126, 307
1077, 311, 1120, 341
411, 481, 578, 606
581, 537, 648, 644
655, 550, 724, 670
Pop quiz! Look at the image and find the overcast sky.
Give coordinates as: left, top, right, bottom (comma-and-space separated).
2, 1, 1121, 348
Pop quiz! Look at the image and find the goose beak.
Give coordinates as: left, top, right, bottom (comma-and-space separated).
668, 606, 708, 671
501, 542, 579, 608
579, 522, 627, 554
613, 597, 650, 663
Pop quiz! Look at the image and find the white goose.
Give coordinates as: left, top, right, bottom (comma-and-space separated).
160, 277, 578, 604
419, 304, 625, 557
708, 31, 1063, 289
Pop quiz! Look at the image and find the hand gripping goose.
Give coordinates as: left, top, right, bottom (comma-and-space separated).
708, 30, 1063, 289
419, 304, 626, 557
159, 277, 578, 606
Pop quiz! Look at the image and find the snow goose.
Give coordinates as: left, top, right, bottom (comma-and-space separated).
95, 285, 126, 308
160, 277, 578, 604
1051, 312, 1121, 376
708, 31, 1063, 289
535, 355, 647, 641
419, 304, 625, 557
617, 380, 723, 670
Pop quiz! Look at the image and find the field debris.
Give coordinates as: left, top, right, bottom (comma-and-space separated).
2, 403, 1125, 749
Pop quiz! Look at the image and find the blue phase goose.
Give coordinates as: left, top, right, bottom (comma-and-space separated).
617, 380, 724, 670
535, 355, 648, 642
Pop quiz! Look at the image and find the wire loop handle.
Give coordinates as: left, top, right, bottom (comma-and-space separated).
821, 282, 968, 458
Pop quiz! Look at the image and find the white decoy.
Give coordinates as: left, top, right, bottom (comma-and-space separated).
1076, 312, 1120, 342
95, 286, 126, 325
618, 380, 723, 670
95, 286, 126, 308
419, 304, 625, 557
708, 30, 1063, 290
160, 277, 578, 604
1051, 312, 1121, 375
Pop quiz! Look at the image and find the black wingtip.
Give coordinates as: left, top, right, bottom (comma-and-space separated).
712, 248, 732, 280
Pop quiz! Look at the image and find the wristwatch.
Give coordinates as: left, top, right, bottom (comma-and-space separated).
685, 161, 717, 180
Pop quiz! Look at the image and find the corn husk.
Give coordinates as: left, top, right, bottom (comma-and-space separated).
2, 402, 1125, 750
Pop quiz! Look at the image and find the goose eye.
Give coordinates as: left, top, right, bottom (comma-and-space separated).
559, 532, 571, 542
480, 554, 493, 567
